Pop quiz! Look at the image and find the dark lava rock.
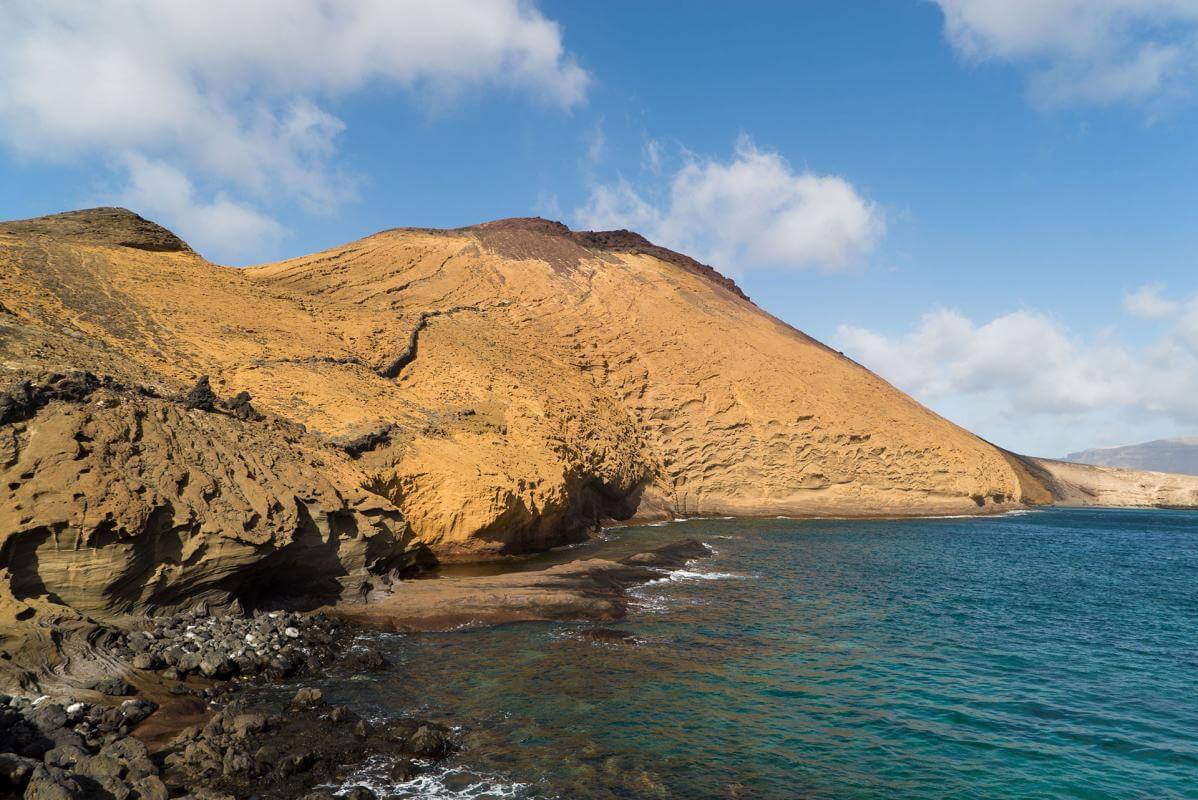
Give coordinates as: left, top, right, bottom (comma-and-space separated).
131, 652, 163, 671
227, 390, 263, 421
334, 423, 394, 457
184, 375, 218, 411
389, 757, 418, 782
346, 786, 377, 800
23, 765, 80, 800
86, 677, 134, 697
342, 646, 389, 672
0, 693, 166, 800
117, 698, 158, 726
620, 538, 712, 570
0, 371, 103, 425
161, 698, 454, 799
42, 744, 85, 769
28, 703, 68, 733
290, 687, 323, 707
0, 752, 38, 791
579, 627, 639, 644
329, 706, 357, 725
406, 723, 453, 759
121, 608, 346, 687
199, 653, 238, 679
131, 775, 170, 800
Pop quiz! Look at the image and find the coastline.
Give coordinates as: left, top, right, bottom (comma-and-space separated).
4, 507, 1196, 798
330, 539, 712, 632
0, 538, 715, 799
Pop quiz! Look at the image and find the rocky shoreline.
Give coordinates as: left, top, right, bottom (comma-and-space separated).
0, 604, 455, 800
0, 538, 713, 799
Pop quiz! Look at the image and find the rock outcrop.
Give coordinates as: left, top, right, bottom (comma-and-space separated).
1017, 456, 1198, 508
1, 207, 1192, 618
0, 372, 408, 617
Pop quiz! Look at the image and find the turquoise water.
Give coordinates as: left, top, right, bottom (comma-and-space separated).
309, 509, 1198, 798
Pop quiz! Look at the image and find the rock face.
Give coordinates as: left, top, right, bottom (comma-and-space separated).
0, 207, 1188, 616
0, 371, 406, 618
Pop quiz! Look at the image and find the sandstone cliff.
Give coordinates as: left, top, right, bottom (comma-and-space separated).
1019, 457, 1198, 508
1, 208, 1189, 617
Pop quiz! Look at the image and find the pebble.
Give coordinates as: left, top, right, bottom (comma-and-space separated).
100, 607, 346, 685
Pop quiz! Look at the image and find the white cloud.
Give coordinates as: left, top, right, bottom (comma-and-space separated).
574, 137, 884, 273
642, 139, 663, 175
117, 155, 285, 264
1124, 282, 1180, 318
584, 121, 606, 166
836, 299, 1198, 453
0, 0, 588, 257
933, 0, 1198, 106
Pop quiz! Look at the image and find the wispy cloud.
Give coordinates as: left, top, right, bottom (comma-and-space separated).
933, 0, 1198, 107
1124, 282, 1180, 318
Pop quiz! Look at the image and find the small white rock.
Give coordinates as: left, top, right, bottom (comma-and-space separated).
283, 627, 300, 639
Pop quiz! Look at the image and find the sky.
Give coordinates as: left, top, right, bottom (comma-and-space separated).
1, 0, 1198, 457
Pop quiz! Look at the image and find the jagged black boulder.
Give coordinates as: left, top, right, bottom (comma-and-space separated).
184, 375, 218, 412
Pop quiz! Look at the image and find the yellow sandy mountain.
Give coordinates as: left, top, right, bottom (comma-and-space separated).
2, 208, 1196, 616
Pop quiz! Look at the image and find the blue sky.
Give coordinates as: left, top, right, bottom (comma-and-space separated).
2, 0, 1197, 457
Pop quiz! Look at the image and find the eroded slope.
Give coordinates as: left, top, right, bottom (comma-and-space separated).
4, 207, 1174, 618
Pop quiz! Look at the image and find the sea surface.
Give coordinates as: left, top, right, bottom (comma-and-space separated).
262, 508, 1198, 799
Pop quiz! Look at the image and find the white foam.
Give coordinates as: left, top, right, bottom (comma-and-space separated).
626, 590, 671, 613
912, 514, 981, 519
329, 756, 532, 799
911, 508, 1044, 520
664, 569, 745, 581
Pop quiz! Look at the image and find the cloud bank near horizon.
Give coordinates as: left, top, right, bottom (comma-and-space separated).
837, 283, 1198, 453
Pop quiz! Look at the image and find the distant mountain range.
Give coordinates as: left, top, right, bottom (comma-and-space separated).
1066, 438, 1198, 476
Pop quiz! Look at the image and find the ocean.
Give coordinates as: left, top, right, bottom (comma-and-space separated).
259, 508, 1198, 799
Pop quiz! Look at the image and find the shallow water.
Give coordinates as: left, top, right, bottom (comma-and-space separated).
272, 509, 1198, 799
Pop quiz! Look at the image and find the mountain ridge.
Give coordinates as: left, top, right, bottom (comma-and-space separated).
3, 206, 1197, 620
1065, 437, 1198, 476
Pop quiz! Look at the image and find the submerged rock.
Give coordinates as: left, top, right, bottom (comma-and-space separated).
579, 627, 639, 644
161, 696, 453, 799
